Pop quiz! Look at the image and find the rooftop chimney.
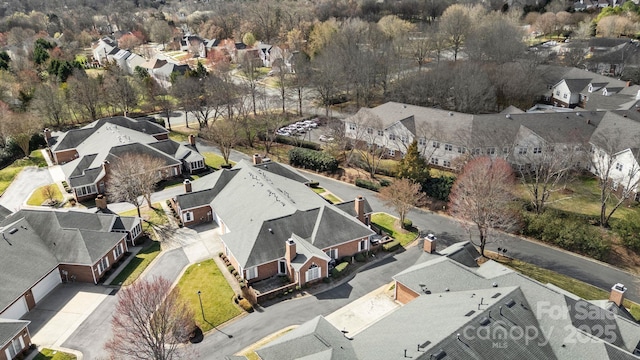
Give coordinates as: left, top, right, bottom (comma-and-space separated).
95, 194, 107, 210
609, 283, 627, 307
44, 128, 52, 142
355, 196, 365, 224
285, 238, 297, 264
183, 179, 192, 193
102, 160, 110, 174
423, 236, 436, 254
188, 134, 196, 146
253, 153, 262, 165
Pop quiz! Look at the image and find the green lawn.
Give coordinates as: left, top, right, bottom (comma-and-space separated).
119, 203, 168, 234
518, 176, 638, 220
204, 152, 235, 169
175, 259, 242, 332
311, 187, 325, 194
0, 150, 47, 195
108, 241, 161, 286
33, 348, 77, 360
323, 193, 342, 204
371, 212, 419, 246
489, 253, 640, 321
169, 131, 190, 142
26, 183, 64, 206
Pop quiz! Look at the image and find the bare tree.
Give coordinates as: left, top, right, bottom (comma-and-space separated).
149, 20, 173, 49
31, 82, 68, 128
240, 53, 261, 116
202, 119, 241, 166
357, 115, 388, 177
67, 69, 102, 121
106, 153, 165, 217
589, 130, 640, 227
378, 178, 423, 227
104, 69, 139, 117
310, 51, 343, 117
41, 184, 57, 205
448, 157, 519, 256
105, 277, 195, 360
535, 12, 557, 38
5, 112, 42, 157
439, 4, 472, 61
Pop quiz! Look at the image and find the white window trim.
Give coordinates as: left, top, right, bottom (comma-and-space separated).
326, 248, 338, 259
306, 264, 321, 282
358, 239, 367, 252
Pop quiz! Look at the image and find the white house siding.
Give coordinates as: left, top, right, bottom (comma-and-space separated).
605, 149, 640, 193
0, 298, 28, 320
31, 269, 61, 303
552, 81, 574, 107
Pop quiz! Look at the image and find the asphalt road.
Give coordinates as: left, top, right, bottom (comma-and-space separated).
0, 166, 53, 211
302, 172, 640, 303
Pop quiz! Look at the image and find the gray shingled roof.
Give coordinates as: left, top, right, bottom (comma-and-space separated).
0, 319, 29, 347
0, 209, 128, 314
334, 198, 373, 217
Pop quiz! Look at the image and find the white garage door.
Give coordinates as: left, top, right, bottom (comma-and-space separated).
32, 269, 61, 303
0, 297, 28, 320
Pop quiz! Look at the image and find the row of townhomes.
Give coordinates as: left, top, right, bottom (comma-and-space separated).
237, 239, 640, 359
0, 205, 142, 360
171, 157, 376, 288
345, 99, 640, 199
45, 116, 205, 202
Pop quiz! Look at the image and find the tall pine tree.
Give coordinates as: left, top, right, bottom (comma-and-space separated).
396, 140, 430, 190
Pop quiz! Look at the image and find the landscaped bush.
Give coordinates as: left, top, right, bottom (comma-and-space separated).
331, 262, 349, 277
272, 134, 321, 150
355, 178, 380, 192
523, 210, 611, 261
354, 252, 366, 262
612, 213, 640, 253
227, 265, 235, 273
238, 298, 254, 312
379, 179, 391, 187
288, 148, 339, 173
383, 240, 401, 252
424, 176, 456, 201
402, 218, 413, 230
308, 181, 320, 188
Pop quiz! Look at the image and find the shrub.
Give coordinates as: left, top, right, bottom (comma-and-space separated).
402, 218, 413, 230
355, 178, 380, 192
354, 252, 366, 262
383, 240, 401, 252
612, 213, 640, 253
227, 265, 235, 273
322, 277, 331, 283
288, 148, 339, 172
218, 252, 224, 257
238, 298, 254, 312
330, 262, 349, 278
231, 269, 238, 276
308, 181, 320, 188
269, 134, 321, 150
522, 210, 611, 261
379, 179, 391, 187
424, 176, 456, 201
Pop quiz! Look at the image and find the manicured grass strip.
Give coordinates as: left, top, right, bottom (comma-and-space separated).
109, 241, 161, 286
175, 259, 242, 332
371, 213, 419, 246
0, 150, 47, 195
169, 131, 190, 142
27, 183, 64, 206
488, 253, 640, 321
311, 187, 325, 194
323, 193, 342, 204
33, 348, 77, 360
203, 152, 235, 169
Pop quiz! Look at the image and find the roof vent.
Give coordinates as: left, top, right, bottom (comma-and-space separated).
479, 317, 491, 326
505, 299, 516, 308
448, 112, 453, 116
492, 282, 498, 287
431, 349, 447, 360
464, 310, 476, 317
9, 228, 18, 234
491, 292, 501, 299
576, 112, 581, 116
506, 114, 511, 119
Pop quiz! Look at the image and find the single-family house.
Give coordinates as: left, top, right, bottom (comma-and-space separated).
244, 239, 640, 360
92, 37, 118, 66
45, 116, 204, 202
0, 208, 141, 321
0, 319, 30, 360
171, 159, 375, 286
544, 67, 632, 108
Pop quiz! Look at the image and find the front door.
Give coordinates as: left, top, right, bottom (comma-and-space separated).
24, 290, 36, 310
278, 260, 287, 274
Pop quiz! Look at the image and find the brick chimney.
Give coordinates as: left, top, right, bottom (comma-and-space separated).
183, 179, 192, 193
44, 128, 52, 145
102, 160, 110, 174
95, 194, 107, 210
188, 134, 196, 146
355, 196, 365, 223
423, 236, 436, 253
253, 154, 262, 165
285, 238, 297, 264
609, 283, 627, 307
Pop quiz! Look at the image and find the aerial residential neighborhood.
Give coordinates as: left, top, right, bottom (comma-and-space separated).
2, 0, 640, 360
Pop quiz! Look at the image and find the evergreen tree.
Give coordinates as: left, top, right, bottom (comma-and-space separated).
396, 140, 430, 190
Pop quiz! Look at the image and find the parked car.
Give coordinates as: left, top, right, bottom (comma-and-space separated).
319, 135, 334, 142
426, 233, 437, 241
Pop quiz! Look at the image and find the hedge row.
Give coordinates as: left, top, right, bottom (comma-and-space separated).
331, 262, 349, 278
355, 178, 380, 192
383, 240, 401, 252
522, 210, 610, 261
288, 147, 339, 172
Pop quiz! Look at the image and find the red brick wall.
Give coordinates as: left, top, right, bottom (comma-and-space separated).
53, 149, 78, 164
324, 237, 368, 260
395, 281, 420, 304
154, 133, 169, 140
0, 328, 30, 360
298, 256, 329, 286
59, 238, 125, 283
247, 261, 279, 284
180, 206, 213, 227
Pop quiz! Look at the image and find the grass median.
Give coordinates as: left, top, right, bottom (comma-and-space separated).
109, 240, 161, 286
371, 212, 419, 246
33, 348, 76, 360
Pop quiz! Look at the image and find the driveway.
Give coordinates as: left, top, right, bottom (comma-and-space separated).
0, 166, 53, 211
21, 283, 112, 348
